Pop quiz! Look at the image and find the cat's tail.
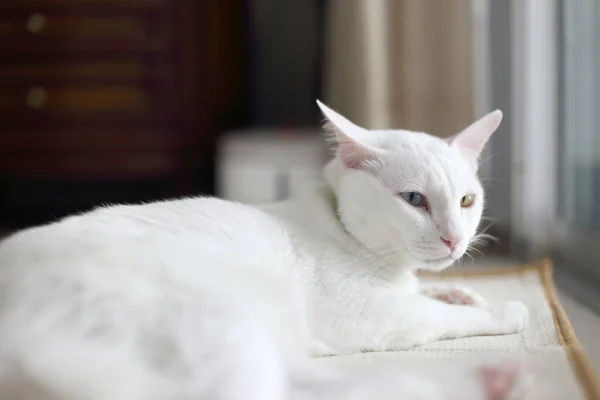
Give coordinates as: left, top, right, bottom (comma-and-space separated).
288, 357, 531, 400
0, 277, 288, 400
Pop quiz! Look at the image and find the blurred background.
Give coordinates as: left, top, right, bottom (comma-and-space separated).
0, 1, 599, 313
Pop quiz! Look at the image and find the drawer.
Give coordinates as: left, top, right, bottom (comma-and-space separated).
0, 10, 170, 52
0, 128, 180, 153
0, 84, 173, 122
0, 1, 164, 12
0, 152, 178, 179
0, 127, 182, 178
0, 58, 170, 83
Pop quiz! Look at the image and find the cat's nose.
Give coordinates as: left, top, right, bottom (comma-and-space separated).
440, 235, 462, 252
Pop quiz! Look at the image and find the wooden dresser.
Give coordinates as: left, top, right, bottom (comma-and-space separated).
0, 0, 245, 226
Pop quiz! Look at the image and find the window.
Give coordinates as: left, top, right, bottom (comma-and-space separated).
504, 0, 600, 307
554, 0, 600, 284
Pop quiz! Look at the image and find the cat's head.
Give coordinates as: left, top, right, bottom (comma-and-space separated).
318, 100, 502, 272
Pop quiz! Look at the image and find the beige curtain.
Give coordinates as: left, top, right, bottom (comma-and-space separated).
323, 0, 474, 137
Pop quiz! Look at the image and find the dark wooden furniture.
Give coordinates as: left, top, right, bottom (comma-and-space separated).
0, 0, 245, 227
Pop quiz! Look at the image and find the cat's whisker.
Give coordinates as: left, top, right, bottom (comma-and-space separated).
478, 148, 508, 168
478, 177, 503, 182
476, 232, 498, 240
472, 236, 499, 245
469, 236, 499, 251
476, 222, 496, 235
463, 252, 475, 265
479, 216, 497, 223
476, 230, 496, 240
467, 246, 485, 257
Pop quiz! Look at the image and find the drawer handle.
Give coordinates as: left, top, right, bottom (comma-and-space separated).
26, 14, 46, 34
26, 87, 47, 109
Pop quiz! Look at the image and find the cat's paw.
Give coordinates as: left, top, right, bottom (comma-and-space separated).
487, 301, 529, 334
477, 360, 534, 400
422, 285, 487, 307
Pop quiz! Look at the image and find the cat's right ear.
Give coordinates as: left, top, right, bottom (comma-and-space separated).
316, 99, 376, 169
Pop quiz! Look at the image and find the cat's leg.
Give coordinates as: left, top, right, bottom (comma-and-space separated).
291, 357, 533, 400
316, 293, 528, 352
421, 284, 487, 307
384, 295, 528, 349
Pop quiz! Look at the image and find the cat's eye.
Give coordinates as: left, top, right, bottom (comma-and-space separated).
400, 191, 427, 208
460, 194, 476, 208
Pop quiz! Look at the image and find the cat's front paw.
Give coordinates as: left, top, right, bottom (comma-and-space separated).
422, 285, 487, 307
487, 301, 529, 334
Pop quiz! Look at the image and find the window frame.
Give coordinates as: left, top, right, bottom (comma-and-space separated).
508, 0, 558, 258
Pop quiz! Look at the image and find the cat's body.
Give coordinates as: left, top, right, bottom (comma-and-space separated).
0, 102, 530, 400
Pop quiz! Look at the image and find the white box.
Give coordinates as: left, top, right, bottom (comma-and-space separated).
216, 130, 329, 204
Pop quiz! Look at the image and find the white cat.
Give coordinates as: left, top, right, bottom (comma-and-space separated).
0, 101, 530, 400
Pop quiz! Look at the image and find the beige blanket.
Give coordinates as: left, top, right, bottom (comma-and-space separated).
316, 260, 600, 399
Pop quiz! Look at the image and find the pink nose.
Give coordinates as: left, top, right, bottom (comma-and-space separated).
441, 235, 462, 251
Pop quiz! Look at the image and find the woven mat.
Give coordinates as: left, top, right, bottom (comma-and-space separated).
316, 260, 600, 399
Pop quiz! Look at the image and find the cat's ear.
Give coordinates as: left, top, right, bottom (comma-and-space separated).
316, 99, 377, 169
450, 110, 503, 170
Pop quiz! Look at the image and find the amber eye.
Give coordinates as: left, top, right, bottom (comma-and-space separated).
460, 194, 476, 208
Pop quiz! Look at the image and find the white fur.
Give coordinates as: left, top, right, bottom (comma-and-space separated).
0, 101, 529, 399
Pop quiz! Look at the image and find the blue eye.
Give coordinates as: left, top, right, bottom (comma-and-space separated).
400, 191, 427, 208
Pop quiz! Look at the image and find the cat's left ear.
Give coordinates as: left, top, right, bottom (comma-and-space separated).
450, 110, 503, 170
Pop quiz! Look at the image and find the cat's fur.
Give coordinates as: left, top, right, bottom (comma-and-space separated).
0, 101, 530, 400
